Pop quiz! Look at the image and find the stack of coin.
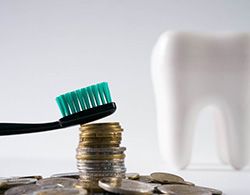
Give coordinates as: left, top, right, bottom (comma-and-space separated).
76, 122, 126, 192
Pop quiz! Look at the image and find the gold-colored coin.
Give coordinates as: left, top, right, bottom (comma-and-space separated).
80, 132, 122, 138
80, 137, 122, 142
150, 172, 184, 184
78, 143, 121, 148
138, 175, 154, 183
80, 129, 123, 134
75, 180, 104, 193
81, 122, 120, 128
81, 125, 122, 129
126, 173, 140, 180
79, 141, 121, 146
80, 126, 123, 130
80, 125, 121, 130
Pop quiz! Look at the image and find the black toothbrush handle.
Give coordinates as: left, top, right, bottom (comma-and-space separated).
0, 122, 61, 135
0, 102, 116, 136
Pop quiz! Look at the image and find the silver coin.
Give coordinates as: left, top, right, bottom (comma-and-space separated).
157, 184, 213, 195
79, 171, 126, 177
183, 181, 195, 186
76, 147, 126, 153
77, 167, 126, 173
195, 186, 222, 195
4, 184, 41, 195
11, 176, 43, 180
0, 178, 37, 190
77, 162, 125, 168
5, 178, 37, 185
29, 188, 87, 195
50, 172, 80, 179
80, 173, 126, 181
36, 178, 78, 188
98, 177, 155, 195
77, 166, 126, 171
79, 159, 124, 163
77, 162, 125, 167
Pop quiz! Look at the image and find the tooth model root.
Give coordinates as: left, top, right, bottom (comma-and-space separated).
151, 32, 250, 170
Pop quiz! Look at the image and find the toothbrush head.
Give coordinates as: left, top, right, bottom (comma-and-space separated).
56, 82, 116, 127
56, 82, 113, 117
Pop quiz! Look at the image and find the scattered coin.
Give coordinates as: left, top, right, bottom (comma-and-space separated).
98, 177, 155, 195
0, 177, 37, 190
17, 175, 43, 180
138, 175, 155, 183
183, 181, 195, 186
4, 184, 41, 195
195, 186, 222, 195
50, 172, 80, 179
30, 188, 87, 195
126, 173, 140, 180
36, 177, 78, 188
157, 184, 215, 195
150, 172, 185, 184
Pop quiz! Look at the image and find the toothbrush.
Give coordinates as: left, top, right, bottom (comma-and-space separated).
0, 82, 116, 136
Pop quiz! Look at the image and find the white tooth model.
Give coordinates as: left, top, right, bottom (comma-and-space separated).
151, 32, 250, 170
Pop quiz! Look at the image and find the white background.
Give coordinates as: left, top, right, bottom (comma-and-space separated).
0, 1, 250, 194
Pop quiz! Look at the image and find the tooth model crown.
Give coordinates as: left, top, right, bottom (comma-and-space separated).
151, 32, 250, 170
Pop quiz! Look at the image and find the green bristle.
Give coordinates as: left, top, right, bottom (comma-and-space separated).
56, 96, 66, 117
76, 89, 86, 110
92, 85, 101, 106
87, 86, 96, 107
103, 82, 112, 103
81, 88, 91, 109
56, 82, 112, 117
97, 83, 106, 104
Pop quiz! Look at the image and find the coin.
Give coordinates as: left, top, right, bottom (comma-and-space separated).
16, 175, 43, 180
157, 184, 213, 195
77, 147, 126, 153
181, 181, 195, 186
150, 172, 184, 184
30, 188, 87, 195
195, 186, 222, 195
76, 153, 126, 160
75, 180, 105, 193
98, 177, 155, 195
81, 122, 120, 128
80, 137, 122, 142
36, 178, 78, 188
138, 175, 155, 183
4, 184, 41, 195
50, 172, 80, 179
126, 173, 140, 180
76, 122, 127, 192
79, 171, 126, 177
0, 177, 37, 190
80, 132, 122, 137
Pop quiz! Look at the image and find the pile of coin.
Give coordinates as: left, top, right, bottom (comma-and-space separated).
98, 172, 223, 195
0, 123, 223, 195
75, 122, 126, 192
1, 176, 87, 195
0, 172, 222, 195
